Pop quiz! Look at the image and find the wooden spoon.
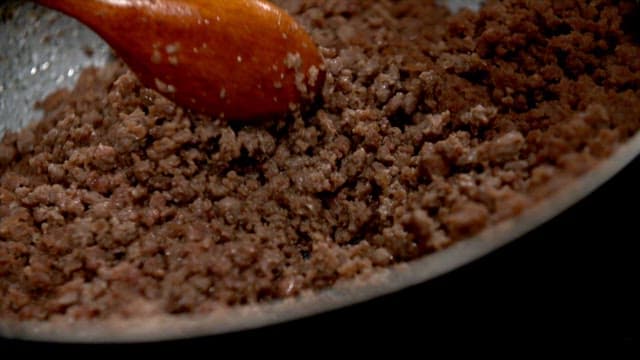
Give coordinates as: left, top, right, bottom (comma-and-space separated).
36, 0, 325, 120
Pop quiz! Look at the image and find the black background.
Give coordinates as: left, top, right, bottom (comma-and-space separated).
1, 157, 638, 353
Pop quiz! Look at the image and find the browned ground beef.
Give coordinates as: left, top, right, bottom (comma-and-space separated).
1, 0, 640, 321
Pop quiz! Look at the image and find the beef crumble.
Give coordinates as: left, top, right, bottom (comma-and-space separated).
1, 0, 640, 320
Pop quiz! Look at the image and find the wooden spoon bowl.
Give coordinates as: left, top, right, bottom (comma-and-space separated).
37, 0, 325, 120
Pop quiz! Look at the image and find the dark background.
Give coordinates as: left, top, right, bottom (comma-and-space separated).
1, 157, 638, 353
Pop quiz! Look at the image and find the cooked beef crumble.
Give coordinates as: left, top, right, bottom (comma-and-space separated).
1, 0, 640, 320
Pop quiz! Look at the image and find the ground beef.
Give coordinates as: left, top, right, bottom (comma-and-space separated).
1, 0, 640, 321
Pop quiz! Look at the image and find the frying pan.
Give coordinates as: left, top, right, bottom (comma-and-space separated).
1, 0, 639, 343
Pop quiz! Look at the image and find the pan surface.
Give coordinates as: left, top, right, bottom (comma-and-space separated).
1, 0, 639, 343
